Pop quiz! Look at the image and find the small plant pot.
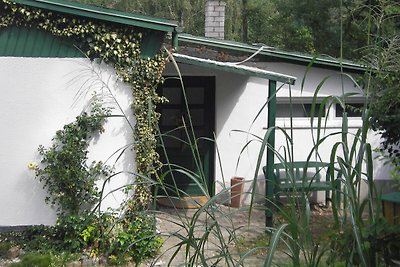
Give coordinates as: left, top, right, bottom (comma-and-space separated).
231, 177, 244, 208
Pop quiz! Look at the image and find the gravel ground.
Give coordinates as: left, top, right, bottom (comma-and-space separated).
148, 204, 279, 266
146, 203, 335, 267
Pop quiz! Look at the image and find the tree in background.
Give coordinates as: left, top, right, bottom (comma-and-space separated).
69, 0, 246, 41
69, 0, 380, 59
70, 0, 205, 36
246, 0, 316, 53
364, 1, 400, 185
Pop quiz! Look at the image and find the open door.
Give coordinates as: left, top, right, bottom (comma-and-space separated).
157, 76, 215, 204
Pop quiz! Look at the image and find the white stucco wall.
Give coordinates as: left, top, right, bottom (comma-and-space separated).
164, 61, 392, 205
0, 57, 135, 226
4, 56, 387, 224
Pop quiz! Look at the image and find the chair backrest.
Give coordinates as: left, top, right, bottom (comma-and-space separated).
272, 161, 330, 185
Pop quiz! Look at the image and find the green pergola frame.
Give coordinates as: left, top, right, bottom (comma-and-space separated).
266, 80, 277, 227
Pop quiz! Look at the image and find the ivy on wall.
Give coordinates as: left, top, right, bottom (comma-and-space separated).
0, 0, 168, 210
36, 99, 112, 216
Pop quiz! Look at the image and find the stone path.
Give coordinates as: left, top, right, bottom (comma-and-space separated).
144, 204, 269, 266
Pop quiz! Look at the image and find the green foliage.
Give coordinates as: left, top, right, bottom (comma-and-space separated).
7, 251, 79, 267
328, 218, 400, 265
0, 242, 12, 257
246, 0, 316, 53
369, 73, 400, 157
9, 253, 52, 267
0, 212, 161, 265
68, 0, 206, 36
54, 213, 94, 252
235, 234, 270, 256
108, 212, 163, 265
390, 158, 400, 190
51, 212, 162, 264
370, 74, 400, 156
51, 212, 104, 253
362, 1, 400, 187
35, 99, 111, 216
18, 225, 56, 252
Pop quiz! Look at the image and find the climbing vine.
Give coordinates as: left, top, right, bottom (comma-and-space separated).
0, 0, 168, 210
36, 99, 111, 216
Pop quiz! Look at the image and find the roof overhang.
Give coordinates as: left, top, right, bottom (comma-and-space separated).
172, 53, 296, 85
11, 0, 179, 33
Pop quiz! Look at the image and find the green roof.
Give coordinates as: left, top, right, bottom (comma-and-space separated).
178, 34, 366, 73
11, 0, 179, 33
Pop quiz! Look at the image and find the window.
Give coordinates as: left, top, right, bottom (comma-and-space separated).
335, 103, 364, 117
273, 97, 364, 129
277, 103, 326, 118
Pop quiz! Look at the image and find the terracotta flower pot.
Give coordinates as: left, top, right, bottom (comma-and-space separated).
231, 177, 244, 208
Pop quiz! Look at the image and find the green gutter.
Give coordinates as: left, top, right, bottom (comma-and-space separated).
179, 34, 366, 73
12, 0, 179, 33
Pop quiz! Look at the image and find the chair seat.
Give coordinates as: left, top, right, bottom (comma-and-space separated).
263, 162, 342, 227
278, 181, 333, 192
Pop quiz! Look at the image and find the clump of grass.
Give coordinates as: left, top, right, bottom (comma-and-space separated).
0, 242, 12, 258
235, 234, 270, 256
9, 253, 52, 267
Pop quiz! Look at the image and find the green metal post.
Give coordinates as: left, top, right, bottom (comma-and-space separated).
266, 80, 277, 227
172, 31, 179, 50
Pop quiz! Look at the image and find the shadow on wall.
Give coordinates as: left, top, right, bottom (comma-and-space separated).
215, 72, 248, 136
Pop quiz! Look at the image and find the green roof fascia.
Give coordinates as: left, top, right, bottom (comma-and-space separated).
178, 34, 366, 73
11, 0, 180, 34
173, 53, 296, 85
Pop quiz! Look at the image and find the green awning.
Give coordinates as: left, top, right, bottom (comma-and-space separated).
172, 53, 296, 85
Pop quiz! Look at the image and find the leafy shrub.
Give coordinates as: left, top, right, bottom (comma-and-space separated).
390, 159, 400, 191
108, 212, 162, 265
19, 225, 56, 252
327, 218, 400, 265
369, 67, 400, 160
53, 212, 94, 252
9, 253, 52, 267
0, 242, 12, 257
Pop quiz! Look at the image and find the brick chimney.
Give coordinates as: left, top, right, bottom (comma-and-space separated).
205, 1, 226, 39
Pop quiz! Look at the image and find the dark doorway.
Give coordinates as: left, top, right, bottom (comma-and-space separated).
157, 76, 215, 198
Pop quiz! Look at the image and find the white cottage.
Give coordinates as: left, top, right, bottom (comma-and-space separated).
163, 33, 392, 206
0, 0, 392, 227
